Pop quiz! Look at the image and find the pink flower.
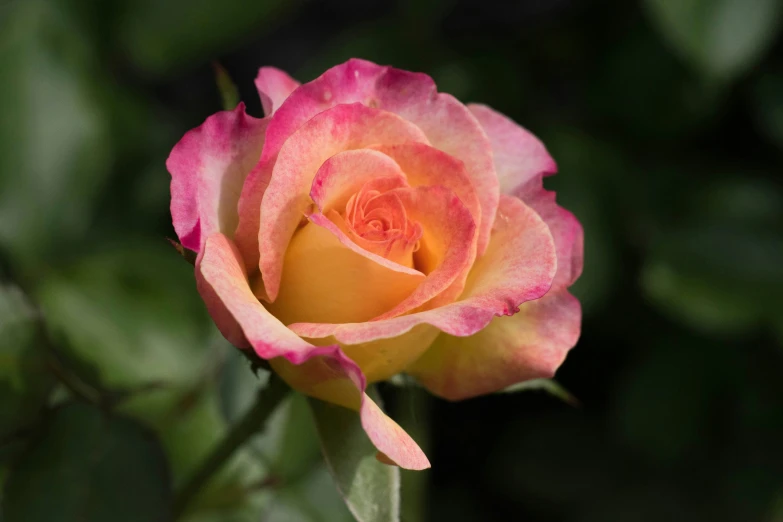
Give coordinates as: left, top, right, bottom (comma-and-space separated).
167, 59, 583, 470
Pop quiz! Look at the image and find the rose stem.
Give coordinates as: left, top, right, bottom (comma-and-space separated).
171, 372, 290, 519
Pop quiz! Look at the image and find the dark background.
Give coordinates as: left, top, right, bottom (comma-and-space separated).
1, 0, 782, 521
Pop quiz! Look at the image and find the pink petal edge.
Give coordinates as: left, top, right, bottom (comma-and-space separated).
255, 67, 301, 117
167, 103, 268, 252
198, 232, 430, 470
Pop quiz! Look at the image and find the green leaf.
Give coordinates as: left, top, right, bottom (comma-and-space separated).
501, 379, 580, 407
2, 402, 172, 522
35, 241, 213, 390
116, 0, 298, 76
0, 0, 111, 267
0, 285, 53, 438
644, 0, 783, 80
641, 223, 783, 336
308, 387, 400, 522
213, 63, 241, 111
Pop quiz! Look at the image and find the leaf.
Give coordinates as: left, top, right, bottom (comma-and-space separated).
308, 387, 400, 522
116, 0, 298, 76
0, 0, 111, 267
0, 284, 53, 438
644, 0, 783, 80
35, 241, 213, 390
2, 402, 172, 522
213, 63, 241, 111
501, 379, 580, 407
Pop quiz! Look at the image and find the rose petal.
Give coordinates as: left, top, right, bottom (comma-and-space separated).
371, 143, 480, 230
265, 218, 423, 325
467, 103, 556, 195
258, 103, 429, 301
372, 185, 476, 320
289, 195, 556, 345
310, 149, 408, 214
255, 67, 301, 117
198, 233, 429, 470
407, 291, 581, 400
469, 103, 583, 291
523, 188, 584, 291
167, 103, 267, 252
256, 58, 497, 256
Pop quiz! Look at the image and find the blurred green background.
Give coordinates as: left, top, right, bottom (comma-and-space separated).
1, 0, 783, 520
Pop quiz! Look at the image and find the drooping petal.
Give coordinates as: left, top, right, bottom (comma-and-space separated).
265, 218, 423, 326
167, 103, 267, 252
407, 291, 581, 400
198, 233, 429, 470
289, 195, 556, 345
255, 67, 300, 117
258, 103, 429, 301
468, 103, 556, 195
257, 58, 498, 256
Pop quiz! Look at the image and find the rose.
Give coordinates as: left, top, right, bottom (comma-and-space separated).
167, 59, 583, 470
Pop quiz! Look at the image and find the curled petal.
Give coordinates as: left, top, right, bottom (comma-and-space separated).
255, 67, 301, 117
373, 185, 476, 319
258, 103, 428, 301
266, 218, 423, 325
258, 58, 498, 256
467, 103, 556, 195
198, 233, 429, 470
310, 149, 408, 214
290, 195, 556, 345
407, 291, 581, 400
167, 103, 267, 252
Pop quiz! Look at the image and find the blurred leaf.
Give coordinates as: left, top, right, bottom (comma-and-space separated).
214, 63, 241, 111
2, 402, 172, 522
0, 0, 111, 267
262, 465, 355, 522
644, 0, 783, 80
120, 382, 269, 521
641, 223, 783, 336
0, 285, 52, 438
612, 338, 718, 465
309, 387, 400, 522
36, 240, 212, 389
116, 0, 297, 76
751, 70, 783, 148
501, 379, 580, 407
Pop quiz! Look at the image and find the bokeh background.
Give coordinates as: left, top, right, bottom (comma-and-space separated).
2, 0, 783, 520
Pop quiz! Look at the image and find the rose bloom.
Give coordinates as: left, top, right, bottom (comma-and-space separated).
168, 59, 583, 470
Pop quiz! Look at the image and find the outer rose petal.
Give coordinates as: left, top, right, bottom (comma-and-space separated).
407, 291, 581, 400
167, 103, 267, 252
258, 103, 429, 301
198, 233, 429, 470
469, 103, 583, 291
289, 195, 556, 345
256, 58, 498, 256
467, 103, 556, 195
522, 187, 584, 291
255, 67, 301, 117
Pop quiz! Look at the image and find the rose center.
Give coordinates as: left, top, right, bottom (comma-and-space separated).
341, 180, 422, 266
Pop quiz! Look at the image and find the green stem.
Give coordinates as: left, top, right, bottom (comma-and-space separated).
172, 374, 290, 519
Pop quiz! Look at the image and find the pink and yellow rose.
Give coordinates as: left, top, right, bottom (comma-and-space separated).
167, 59, 583, 470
